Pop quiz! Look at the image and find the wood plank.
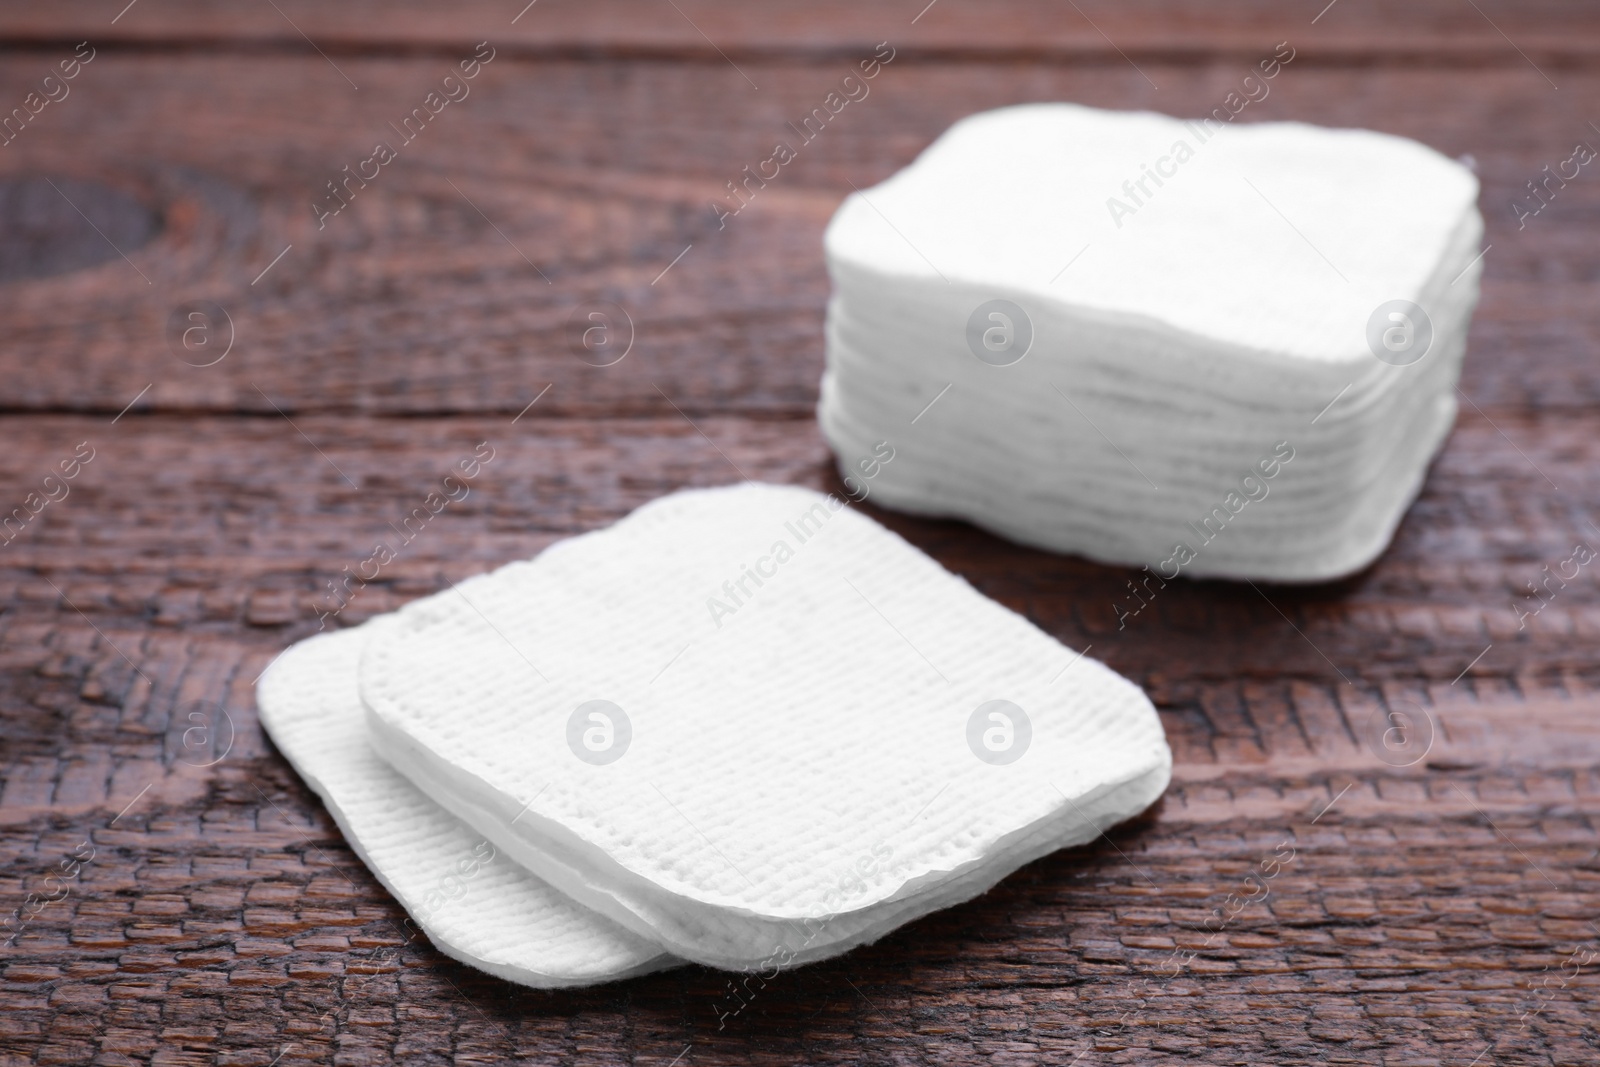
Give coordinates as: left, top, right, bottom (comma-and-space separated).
2, 626, 1595, 1064
2, 0, 1599, 64
0, 56, 1597, 418
7, 793, 1591, 1064
0, 413, 1583, 1067
0, 411, 1594, 712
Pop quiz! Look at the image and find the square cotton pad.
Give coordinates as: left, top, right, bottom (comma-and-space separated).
819, 103, 1484, 581
361, 482, 1171, 970
257, 618, 674, 987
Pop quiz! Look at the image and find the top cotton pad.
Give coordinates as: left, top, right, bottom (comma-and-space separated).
818, 103, 1483, 580
825, 103, 1478, 362
257, 618, 674, 987
362, 482, 1170, 969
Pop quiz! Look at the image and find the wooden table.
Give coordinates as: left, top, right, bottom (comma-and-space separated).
2, 2, 1597, 1063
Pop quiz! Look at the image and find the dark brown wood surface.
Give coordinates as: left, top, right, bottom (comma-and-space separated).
2, 2, 1597, 1064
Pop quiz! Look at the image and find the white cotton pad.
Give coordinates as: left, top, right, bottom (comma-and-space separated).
361, 482, 1171, 969
818, 103, 1483, 581
257, 620, 675, 987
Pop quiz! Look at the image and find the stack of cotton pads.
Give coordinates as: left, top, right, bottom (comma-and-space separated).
259, 483, 1171, 986
819, 103, 1484, 581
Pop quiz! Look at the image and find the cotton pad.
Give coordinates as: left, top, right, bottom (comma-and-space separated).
361, 482, 1171, 969
819, 103, 1483, 581
257, 620, 675, 987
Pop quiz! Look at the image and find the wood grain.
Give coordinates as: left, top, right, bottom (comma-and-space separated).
2, 3, 1598, 1065
2, 0, 1600, 63
0, 55, 1597, 419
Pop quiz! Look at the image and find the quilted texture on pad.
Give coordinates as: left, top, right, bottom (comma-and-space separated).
823, 103, 1479, 361
360, 483, 1170, 964
257, 620, 675, 987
